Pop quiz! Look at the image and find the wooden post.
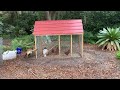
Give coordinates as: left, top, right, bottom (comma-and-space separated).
79, 34, 83, 57
34, 36, 37, 59
71, 35, 73, 56
40, 36, 42, 56
58, 35, 61, 55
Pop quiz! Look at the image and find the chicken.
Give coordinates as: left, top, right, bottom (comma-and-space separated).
24, 48, 37, 58
54, 47, 59, 55
43, 47, 48, 57
51, 48, 55, 53
64, 49, 70, 55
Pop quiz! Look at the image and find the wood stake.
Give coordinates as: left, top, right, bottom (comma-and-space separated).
71, 35, 73, 56
34, 36, 37, 59
58, 35, 61, 55
40, 36, 42, 56
79, 34, 83, 57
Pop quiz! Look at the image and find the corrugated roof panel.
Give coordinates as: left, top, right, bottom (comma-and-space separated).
33, 19, 84, 35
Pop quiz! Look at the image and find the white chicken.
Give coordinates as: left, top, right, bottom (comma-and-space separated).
43, 47, 48, 57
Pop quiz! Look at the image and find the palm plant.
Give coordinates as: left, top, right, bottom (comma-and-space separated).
96, 27, 120, 51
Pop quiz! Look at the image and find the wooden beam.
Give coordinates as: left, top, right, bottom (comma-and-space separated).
40, 36, 42, 56
58, 35, 61, 55
79, 34, 83, 57
70, 35, 73, 56
34, 36, 37, 59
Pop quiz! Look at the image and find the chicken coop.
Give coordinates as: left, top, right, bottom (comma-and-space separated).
33, 19, 84, 58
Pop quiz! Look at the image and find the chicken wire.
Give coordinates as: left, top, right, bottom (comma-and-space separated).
35, 35, 80, 58
60, 35, 80, 56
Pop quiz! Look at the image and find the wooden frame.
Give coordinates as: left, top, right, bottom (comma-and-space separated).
34, 36, 37, 59
58, 35, 61, 55
40, 36, 42, 55
79, 34, 83, 57
70, 35, 73, 56
34, 33, 83, 59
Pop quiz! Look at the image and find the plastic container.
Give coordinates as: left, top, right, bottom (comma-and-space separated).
16, 47, 22, 54
2, 50, 17, 60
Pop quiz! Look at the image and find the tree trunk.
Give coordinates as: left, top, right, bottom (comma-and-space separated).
46, 11, 51, 20
44, 11, 52, 43
17, 11, 22, 14
52, 11, 57, 20
84, 15, 87, 25
45, 11, 58, 20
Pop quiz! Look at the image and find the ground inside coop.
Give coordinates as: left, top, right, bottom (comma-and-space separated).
37, 41, 81, 58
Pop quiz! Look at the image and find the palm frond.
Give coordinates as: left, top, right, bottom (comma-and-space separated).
96, 27, 120, 51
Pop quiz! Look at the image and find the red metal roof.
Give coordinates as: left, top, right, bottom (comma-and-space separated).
33, 19, 84, 35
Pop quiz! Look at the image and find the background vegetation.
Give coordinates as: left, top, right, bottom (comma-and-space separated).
1, 11, 120, 44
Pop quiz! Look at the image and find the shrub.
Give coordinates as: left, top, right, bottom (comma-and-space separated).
11, 35, 34, 51
116, 51, 120, 59
84, 31, 97, 44
3, 45, 11, 51
96, 27, 120, 51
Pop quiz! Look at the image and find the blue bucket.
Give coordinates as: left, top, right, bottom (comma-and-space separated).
16, 47, 22, 54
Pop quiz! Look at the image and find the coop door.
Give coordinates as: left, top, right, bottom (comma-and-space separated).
72, 35, 80, 56
60, 35, 71, 56
42, 35, 59, 57
60, 35, 80, 57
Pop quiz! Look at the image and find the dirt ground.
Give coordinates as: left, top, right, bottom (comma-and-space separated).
1, 39, 120, 79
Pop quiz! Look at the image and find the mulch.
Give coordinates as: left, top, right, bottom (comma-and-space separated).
0, 41, 120, 79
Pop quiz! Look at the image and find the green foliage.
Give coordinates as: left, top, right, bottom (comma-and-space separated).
11, 34, 34, 51
84, 31, 97, 44
96, 27, 120, 51
59, 11, 120, 34
0, 45, 11, 53
116, 51, 120, 59
2, 12, 45, 37
3, 45, 11, 51
0, 21, 3, 34
13, 13, 37, 34
2, 11, 120, 44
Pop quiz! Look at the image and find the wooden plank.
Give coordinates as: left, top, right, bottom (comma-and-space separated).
71, 35, 73, 56
40, 36, 42, 56
79, 34, 83, 57
82, 33, 84, 57
34, 36, 37, 59
58, 35, 61, 55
